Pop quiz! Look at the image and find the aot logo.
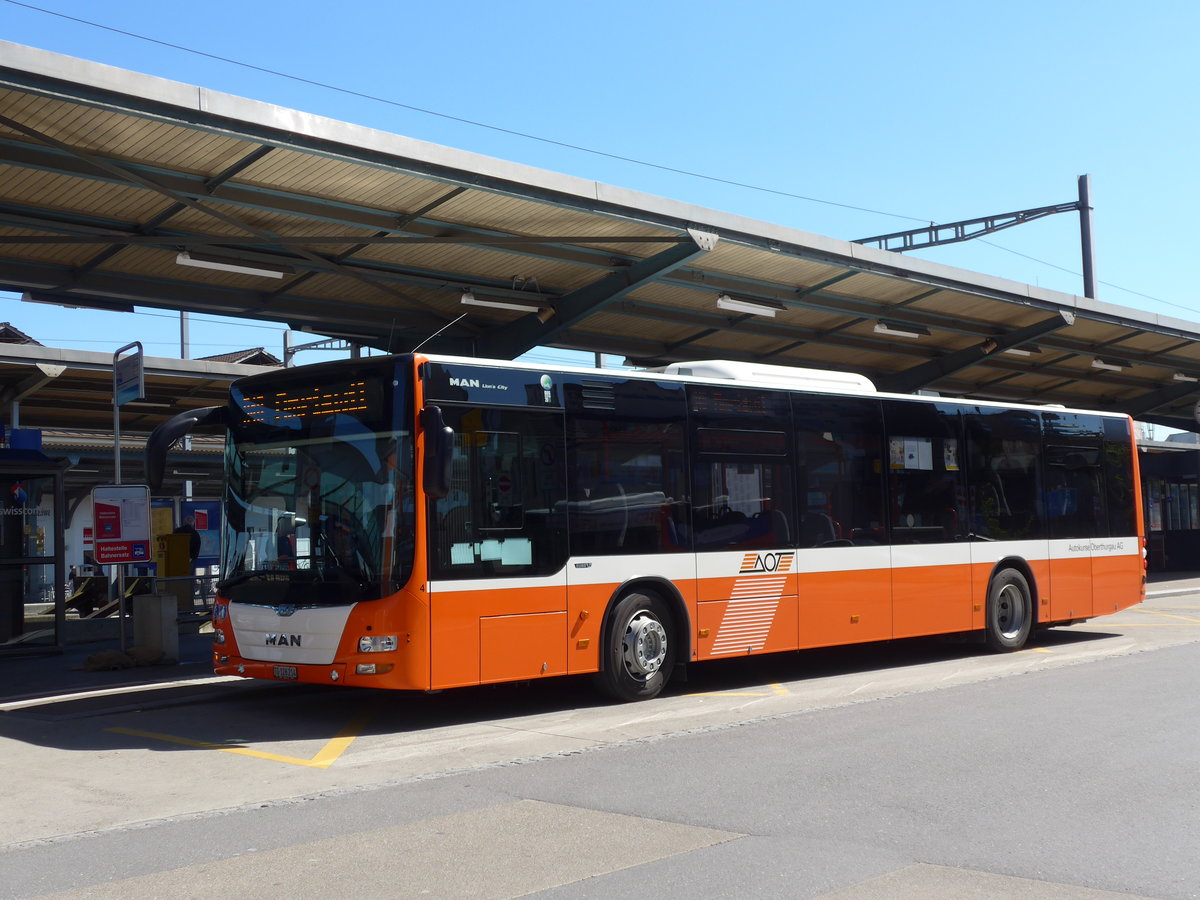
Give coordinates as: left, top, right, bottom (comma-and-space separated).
738, 551, 795, 575
449, 377, 481, 388
265, 633, 302, 647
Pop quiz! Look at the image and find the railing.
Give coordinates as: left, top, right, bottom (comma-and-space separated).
63, 573, 220, 622
146, 574, 220, 621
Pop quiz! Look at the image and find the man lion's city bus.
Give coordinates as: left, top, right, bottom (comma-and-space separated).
148, 355, 1145, 701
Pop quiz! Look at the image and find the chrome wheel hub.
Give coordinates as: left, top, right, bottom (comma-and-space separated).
622, 611, 667, 678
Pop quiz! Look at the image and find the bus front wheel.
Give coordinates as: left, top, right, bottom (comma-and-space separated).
985, 568, 1033, 652
594, 591, 675, 701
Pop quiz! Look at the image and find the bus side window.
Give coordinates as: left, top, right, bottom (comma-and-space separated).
883, 400, 966, 545
692, 456, 791, 551
1043, 411, 1106, 539
965, 407, 1043, 541
793, 396, 886, 547
429, 407, 566, 577
688, 387, 794, 553
566, 421, 688, 555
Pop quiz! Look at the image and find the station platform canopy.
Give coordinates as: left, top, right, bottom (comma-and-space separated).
3, 41, 1200, 432
0, 338, 270, 501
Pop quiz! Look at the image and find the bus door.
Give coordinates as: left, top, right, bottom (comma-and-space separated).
793, 396, 891, 648
964, 408, 1048, 630
884, 401, 973, 638
688, 386, 797, 658
563, 376, 691, 672
425, 403, 567, 688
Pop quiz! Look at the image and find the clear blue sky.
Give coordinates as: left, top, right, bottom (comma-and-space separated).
3, 0, 1199, 368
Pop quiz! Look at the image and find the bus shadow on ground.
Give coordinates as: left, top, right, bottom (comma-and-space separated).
665, 624, 1122, 699
0, 626, 1121, 755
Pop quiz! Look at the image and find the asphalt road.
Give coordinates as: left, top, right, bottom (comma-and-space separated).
3, 590, 1200, 899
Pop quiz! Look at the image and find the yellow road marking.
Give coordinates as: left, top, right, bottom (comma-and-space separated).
1133, 608, 1200, 625
689, 682, 790, 698
107, 709, 372, 769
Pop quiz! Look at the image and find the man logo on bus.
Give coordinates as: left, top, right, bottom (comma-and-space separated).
449, 377, 481, 389
739, 551, 795, 575
265, 633, 302, 647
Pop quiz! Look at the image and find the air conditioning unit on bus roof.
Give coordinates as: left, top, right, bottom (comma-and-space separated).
648, 360, 876, 394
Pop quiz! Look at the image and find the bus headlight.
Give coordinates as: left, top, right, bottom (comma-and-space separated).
358, 635, 398, 653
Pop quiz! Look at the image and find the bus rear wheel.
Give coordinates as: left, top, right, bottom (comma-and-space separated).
985, 568, 1033, 652
594, 591, 675, 701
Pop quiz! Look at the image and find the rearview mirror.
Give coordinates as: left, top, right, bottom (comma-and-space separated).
420, 405, 454, 499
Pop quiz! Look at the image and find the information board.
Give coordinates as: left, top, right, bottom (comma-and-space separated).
91, 484, 152, 565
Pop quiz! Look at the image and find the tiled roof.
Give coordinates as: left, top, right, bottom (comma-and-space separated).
0, 322, 42, 345
198, 347, 281, 366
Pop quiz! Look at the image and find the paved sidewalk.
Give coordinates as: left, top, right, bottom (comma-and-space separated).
0, 628, 216, 706
3, 569, 1199, 706
1145, 569, 1200, 596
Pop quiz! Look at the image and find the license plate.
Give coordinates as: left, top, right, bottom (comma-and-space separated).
273, 665, 298, 680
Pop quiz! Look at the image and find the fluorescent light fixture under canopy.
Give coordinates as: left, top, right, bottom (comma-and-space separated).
460, 291, 543, 314
873, 320, 930, 339
716, 294, 784, 317
176, 251, 294, 279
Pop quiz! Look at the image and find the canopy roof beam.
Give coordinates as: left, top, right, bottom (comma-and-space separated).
475, 231, 718, 359
876, 310, 1076, 394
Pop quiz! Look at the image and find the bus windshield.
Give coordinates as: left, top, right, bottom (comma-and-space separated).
220, 363, 414, 603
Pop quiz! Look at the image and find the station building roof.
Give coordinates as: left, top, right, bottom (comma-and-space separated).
3, 41, 1200, 432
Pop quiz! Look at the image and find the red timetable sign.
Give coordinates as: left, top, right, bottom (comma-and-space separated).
91, 484, 151, 565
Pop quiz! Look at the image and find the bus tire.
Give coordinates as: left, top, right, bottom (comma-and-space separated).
594, 591, 675, 701
985, 568, 1033, 652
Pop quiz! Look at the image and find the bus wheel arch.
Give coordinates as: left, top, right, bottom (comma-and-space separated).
984, 562, 1035, 652
593, 578, 687, 701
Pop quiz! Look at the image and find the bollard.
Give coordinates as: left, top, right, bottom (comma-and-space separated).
132, 593, 179, 664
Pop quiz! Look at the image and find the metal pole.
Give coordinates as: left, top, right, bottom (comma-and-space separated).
112, 342, 143, 651
1078, 174, 1097, 299
112, 389, 121, 486
112, 376, 125, 650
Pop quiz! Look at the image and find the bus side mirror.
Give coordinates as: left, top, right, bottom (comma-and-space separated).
421, 405, 454, 499
145, 406, 230, 491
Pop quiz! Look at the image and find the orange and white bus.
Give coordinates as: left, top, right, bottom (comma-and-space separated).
148, 354, 1145, 701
